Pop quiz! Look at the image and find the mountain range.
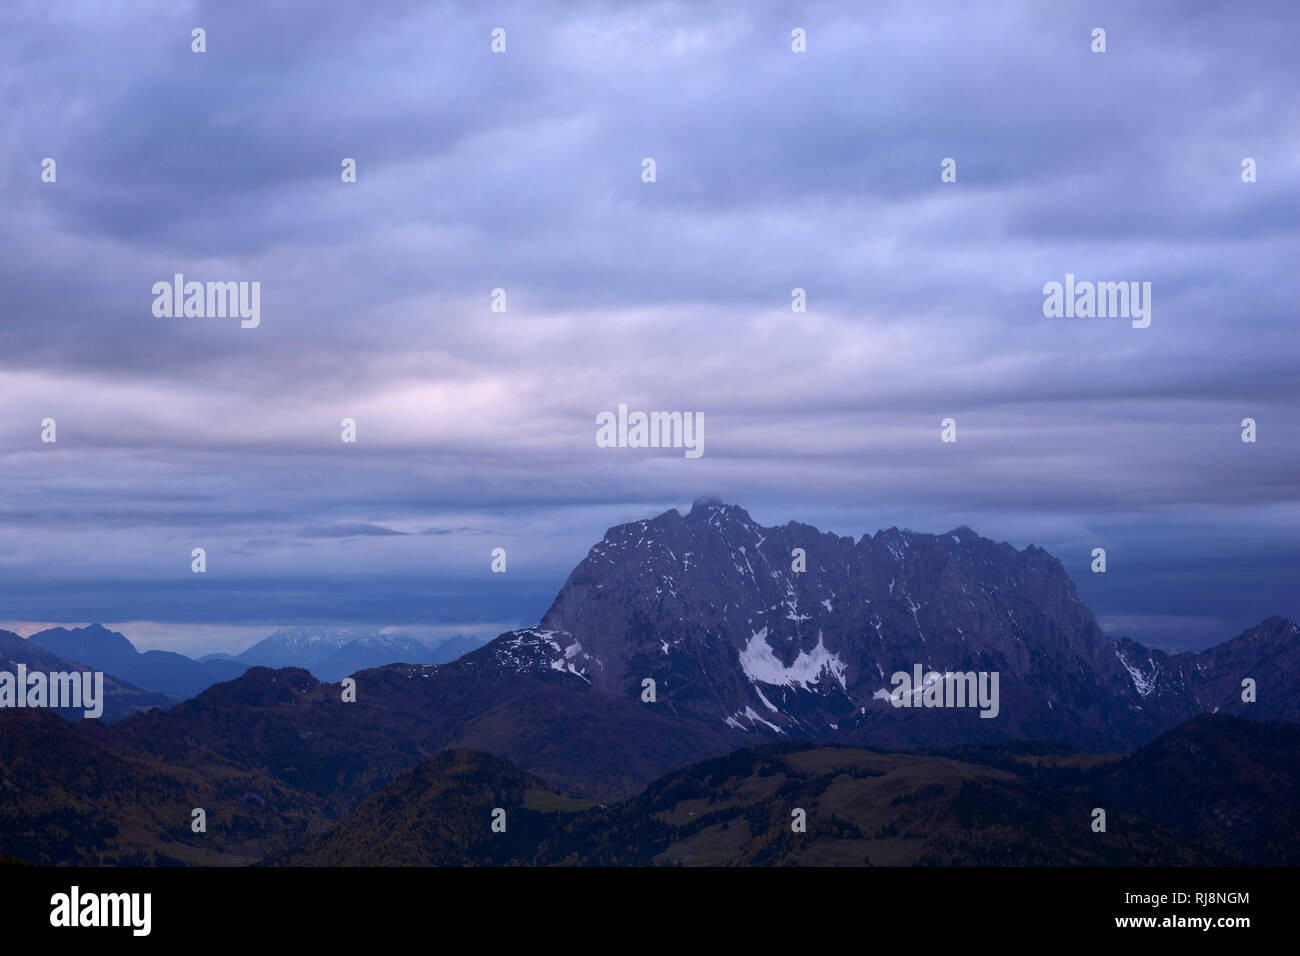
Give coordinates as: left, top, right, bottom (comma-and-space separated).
1, 499, 1296, 865
0, 629, 174, 722
21, 624, 484, 701
29, 624, 246, 700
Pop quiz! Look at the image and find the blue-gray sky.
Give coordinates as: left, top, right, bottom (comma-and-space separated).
1, 0, 1296, 656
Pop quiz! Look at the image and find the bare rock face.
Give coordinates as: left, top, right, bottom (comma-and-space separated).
480, 500, 1297, 753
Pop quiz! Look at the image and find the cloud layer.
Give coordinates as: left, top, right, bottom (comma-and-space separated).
1, 0, 1296, 652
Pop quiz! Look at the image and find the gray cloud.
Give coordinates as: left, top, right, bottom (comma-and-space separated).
0, 0, 1296, 651
300, 523, 410, 538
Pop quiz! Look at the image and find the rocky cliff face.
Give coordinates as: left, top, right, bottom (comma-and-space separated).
1115, 616, 1300, 724
475, 499, 1295, 752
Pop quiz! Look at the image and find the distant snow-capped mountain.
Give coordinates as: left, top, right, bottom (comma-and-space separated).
236, 626, 485, 679
313, 633, 484, 682
233, 627, 370, 670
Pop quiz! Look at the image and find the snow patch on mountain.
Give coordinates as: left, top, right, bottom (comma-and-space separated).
1116, 644, 1157, 697
743, 705, 783, 733
725, 705, 784, 733
739, 628, 847, 691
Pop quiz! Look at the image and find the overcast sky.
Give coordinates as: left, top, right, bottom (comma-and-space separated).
1, 0, 1296, 655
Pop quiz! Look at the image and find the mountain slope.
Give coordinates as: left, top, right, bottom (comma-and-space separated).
273, 749, 594, 866
0, 707, 327, 865
1085, 713, 1300, 865
29, 624, 248, 699
0, 629, 174, 722
109, 663, 749, 807
1114, 617, 1300, 725
275, 715, 1299, 866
